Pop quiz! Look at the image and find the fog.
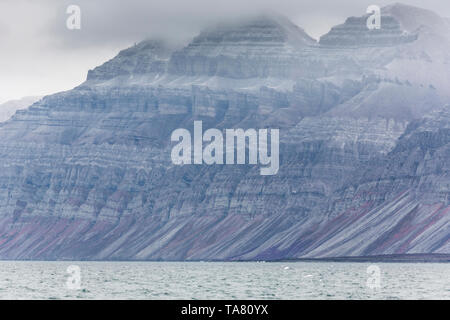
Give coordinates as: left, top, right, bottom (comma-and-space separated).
0, 0, 449, 103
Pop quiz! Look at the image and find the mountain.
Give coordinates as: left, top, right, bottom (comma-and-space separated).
168, 14, 317, 79
0, 96, 42, 122
0, 4, 448, 261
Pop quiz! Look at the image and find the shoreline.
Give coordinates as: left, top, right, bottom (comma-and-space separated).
0, 254, 449, 263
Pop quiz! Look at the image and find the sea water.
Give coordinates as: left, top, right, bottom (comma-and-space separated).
0, 261, 448, 300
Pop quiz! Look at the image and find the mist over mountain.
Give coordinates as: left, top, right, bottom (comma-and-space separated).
0, 96, 42, 122
0, 3, 448, 260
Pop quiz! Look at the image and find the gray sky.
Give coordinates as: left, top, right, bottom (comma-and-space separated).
0, 0, 449, 104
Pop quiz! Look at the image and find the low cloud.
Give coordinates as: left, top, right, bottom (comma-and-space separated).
0, 0, 449, 103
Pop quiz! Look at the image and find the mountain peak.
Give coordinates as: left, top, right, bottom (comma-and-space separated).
86, 14, 317, 81
382, 2, 449, 34
187, 13, 316, 50
167, 14, 317, 78
319, 5, 418, 48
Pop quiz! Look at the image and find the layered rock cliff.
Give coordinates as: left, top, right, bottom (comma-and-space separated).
0, 4, 448, 260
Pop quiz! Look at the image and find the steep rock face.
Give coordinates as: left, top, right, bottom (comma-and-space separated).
302, 107, 450, 258
0, 5, 448, 260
